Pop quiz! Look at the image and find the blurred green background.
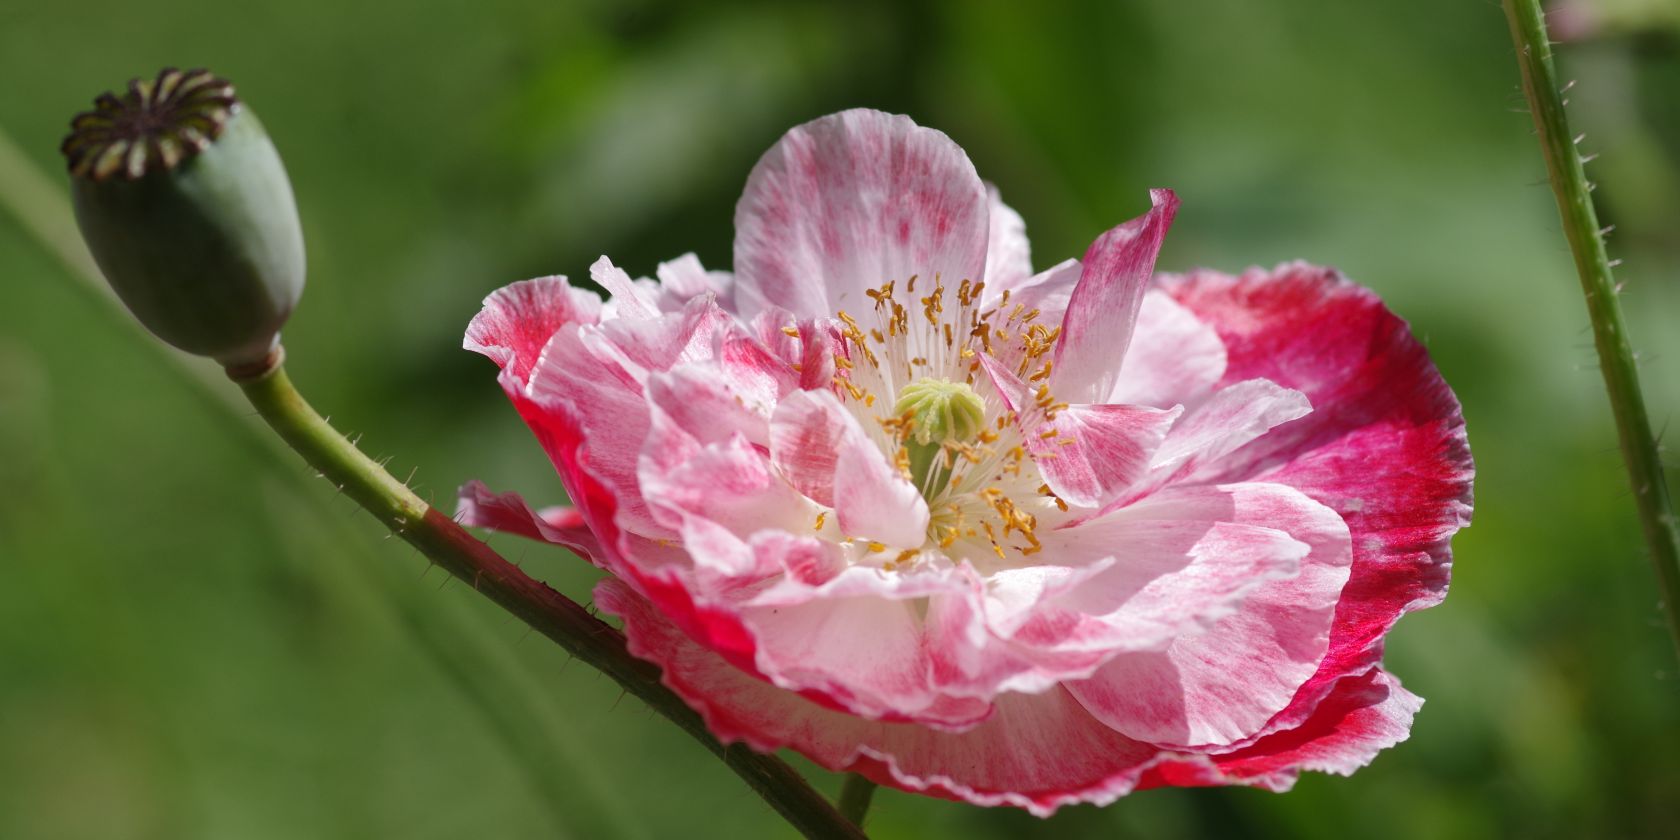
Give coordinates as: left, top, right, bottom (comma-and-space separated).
3, 0, 1679, 837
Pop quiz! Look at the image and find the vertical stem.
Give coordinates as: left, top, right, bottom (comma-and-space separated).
237, 362, 865, 840
1502, 0, 1680, 657
837, 774, 878, 828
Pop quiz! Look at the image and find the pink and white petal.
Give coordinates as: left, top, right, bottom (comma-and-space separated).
1138, 668, 1420, 791
1006, 258, 1081, 324
979, 353, 1179, 509
741, 583, 990, 728
1107, 289, 1227, 408
1052, 189, 1179, 404
1031, 403, 1182, 510
769, 389, 930, 547
636, 409, 809, 587
597, 578, 1172, 816
655, 253, 712, 300
1028, 484, 1316, 654
733, 109, 990, 320
796, 320, 846, 391
742, 307, 847, 393
653, 252, 735, 313
639, 411, 813, 541
455, 479, 602, 562
715, 327, 801, 411
645, 364, 773, 449
920, 483, 1317, 703
464, 276, 603, 387
517, 296, 752, 546
921, 563, 1126, 699
768, 389, 849, 506
833, 412, 930, 548
492, 371, 640, 579
982, 184, 1033, 294
1146, 378, 1312, 485
591, 255, 659, 320
976, 351, 1033, 417
581, 294, 730, 381
1160, 263, 1472, 742
747, 559, 966, 608
1065, 481, 1351, 747
980, 561, 1115, 638
524, 326, 669, 541
603, 578, 1393, 815
747, 306, 802, 367
747, 530, 847, 588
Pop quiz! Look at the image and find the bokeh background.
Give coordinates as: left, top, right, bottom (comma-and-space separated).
3, 0, 1680, 837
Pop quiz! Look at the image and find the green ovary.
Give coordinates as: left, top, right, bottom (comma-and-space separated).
893, 378, 986, 497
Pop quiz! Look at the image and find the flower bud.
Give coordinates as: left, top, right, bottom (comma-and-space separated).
62, 68, 305, 368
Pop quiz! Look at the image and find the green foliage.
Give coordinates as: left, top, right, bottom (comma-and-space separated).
1, 1, 1677, 837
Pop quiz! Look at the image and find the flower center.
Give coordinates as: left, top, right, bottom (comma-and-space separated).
893, 377, 986, 500
825, 276, 1067, 565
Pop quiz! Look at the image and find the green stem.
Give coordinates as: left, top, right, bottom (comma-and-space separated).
1503, 0, 1680, 658
236, 361, 865, 840
837, 774, 878, 828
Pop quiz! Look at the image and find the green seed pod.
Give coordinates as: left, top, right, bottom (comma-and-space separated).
63, 68, 305, 368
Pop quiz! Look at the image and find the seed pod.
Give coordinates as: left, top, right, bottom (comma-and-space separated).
63, 68, 305, 368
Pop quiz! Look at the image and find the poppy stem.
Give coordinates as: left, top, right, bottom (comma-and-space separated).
837, 773, 878, 827
233, 358, 867, 840
1502, 0, 1680, 659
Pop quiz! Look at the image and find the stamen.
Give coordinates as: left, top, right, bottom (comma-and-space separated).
821, 271, 1076, 564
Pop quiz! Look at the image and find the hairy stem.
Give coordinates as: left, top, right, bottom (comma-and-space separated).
236, 362, 865, 840
1503, 0, 1680, 657
837, 774, 878, 827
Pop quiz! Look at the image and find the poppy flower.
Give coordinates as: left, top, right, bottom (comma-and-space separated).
460, 109, 1472, 814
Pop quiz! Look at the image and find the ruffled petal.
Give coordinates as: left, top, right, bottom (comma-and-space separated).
1138, 668, 1421, 791
653, 252, 736, 314
591, 255, 660, 320
463, 276, 603, 388
739, 562, 992, 728
580, 293, 730, 379
1002, 258, 1080, 322
600, 579, 1419, 816
733, 109, 990, 320
597, 578, 1155, 815
638, 414, 813, 545
769, 389, 930, 548
518, 296, 733, 542
1033, 404, 1181, 509
1108, 289, 1227, 408
455, 479, 602, 562
768, 389, 848, 507
645, 364, 774, 450
1159, 262, 1472, 744
979, 353, 1180, 509
1146, 378, 1313, 487
982, 184, 1032, 293
1029, 483, 1317, 655
1053, 189, 1179, 404
1064, 482, 1351, 747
